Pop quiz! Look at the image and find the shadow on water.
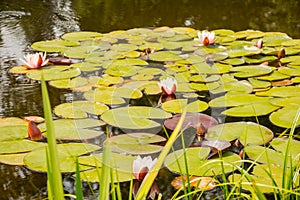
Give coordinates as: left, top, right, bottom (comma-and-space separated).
0, 0, 299, 199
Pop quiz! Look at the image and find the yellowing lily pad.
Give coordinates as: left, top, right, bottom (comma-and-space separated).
0, 126, 28, 141
0, 152, 28, 165
207, 122, 273, 145
161, 99, 208, 113
101, 106, 171, 130
256, 86, 300, 97
54, 101, 109, 118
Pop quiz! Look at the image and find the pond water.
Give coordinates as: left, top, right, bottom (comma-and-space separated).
0, 0, 299, 199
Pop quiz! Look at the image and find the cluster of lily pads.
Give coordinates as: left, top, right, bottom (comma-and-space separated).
4, 26, 300, 195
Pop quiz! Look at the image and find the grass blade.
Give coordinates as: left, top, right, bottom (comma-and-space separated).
75, 157, 84, 200
99, 139, 112, 200
41, 75, 64, 200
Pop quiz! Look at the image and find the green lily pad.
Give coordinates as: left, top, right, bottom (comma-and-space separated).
111, 43, 138, 52
256, 86, 300, 97
63, 46, 101, 59
102, 59, 148, 68
269, 96, 300, 107
189, 74, 220, 83
243, 55, 277, 64
228, 165, 294, 194
210, 80, 253, 94
0, 140, 46, 154
221, 58, 245, 65
49, 77, 88, 89
278, 67, 300, 76
77, 152, 136, 182
31, 40, 80, 52
230, 65, 272, 78
0, 126, 28, 141
191, 63, 232, 74
165, 147, 241, 176
26, 66, 81, 81
226, 46, 261, 58
161, 99, 208, 113
206, 122, 274, 145
69, 62, 101, 72
149, 51, 183, 62
270, 138, 300, 159
209, 94, 270, 107
84, 87, 142, 105
101, 106, 172, 130
222, 102, 279, 117
108, 133, 166, 155
54, 101, 109, 118
269, 106, 300, 128
256, 70, 291, 81
263, 34, 292, 46
89, 75, 124, 87
247, 78, 271, 89
24, 143, 100, 172
61, 31, 102, 41
105, 65, 139, 77
38, 118, 105, 140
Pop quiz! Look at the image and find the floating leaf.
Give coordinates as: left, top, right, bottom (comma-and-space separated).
164, 113, 218, 131
101, 106, 172, 130
54, 101, 109, 118
191, 63, 232, 74
256, 86, 300, 97
24, 143, 100, 172
210, 80, 253, 94
161, 99, 208, 113
248, 78, 271, 89
149, 51, 183, 62
209, 94, 270, 107
165, 148, 241, 176
0, 117, 28, 127
222, 102, 279, 117
0, 140, 46, 154
49, 77, 88, 89
26, 66, 80, 81
207, 122, 274, 145
31, 40, 80, 52
108, 133, 166, 154
269, 106, 300, 128
0, 126, 28, 141
230, 65, 272, 78
270, 96, 300, 107
38, 118, 105, 140
171, 175, 216, 191
0, 152, 28, 165
256, 70, 290, 81
61, 31, 102, 41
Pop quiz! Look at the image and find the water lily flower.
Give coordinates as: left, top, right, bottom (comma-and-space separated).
21, 52, 49, 69
133, 155, 157, 181
197, 31, 215, 46
158, 77, 177, 95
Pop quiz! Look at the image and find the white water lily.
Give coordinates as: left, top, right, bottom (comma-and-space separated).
197, 30, 215, 46
158, 77, 177, 95
21, 52, 49, 69
133, 155, 157, 180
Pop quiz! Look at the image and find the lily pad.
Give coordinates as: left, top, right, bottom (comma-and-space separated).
49, 77, 88, 89
108, 133, 166, 155
54, 101, 109, 118
0, 152, 28, 165
0, 140, 46, 154
164, 113, 218, 131
209, 94, 270, 107
101, 106, 172, 130
161, 99, 208, 113
0, 126, 28, 141
230, 65, 272, 78
206, 122, 274, 145
149, 51, 183, 62
61, 31, 102, 41
38, 118, 105, 140
222, 102, 279, 117
269, 106, 300, 128
24, 143, 100, 172
26, 66, 81, 81
256, 86, 300, 97
165, 147, 241, 176
31, 40, 80, 52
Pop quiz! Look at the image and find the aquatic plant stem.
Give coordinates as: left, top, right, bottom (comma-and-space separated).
135, 107, 187, 199
41, 76, 64, 200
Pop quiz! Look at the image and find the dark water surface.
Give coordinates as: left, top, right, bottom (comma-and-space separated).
0, 0, 299, 199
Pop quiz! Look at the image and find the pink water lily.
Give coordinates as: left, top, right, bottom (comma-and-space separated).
21, 52, 49, 69
197, 31, 215, 46
158, 77, 177, 95
133, 155, 157, 181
